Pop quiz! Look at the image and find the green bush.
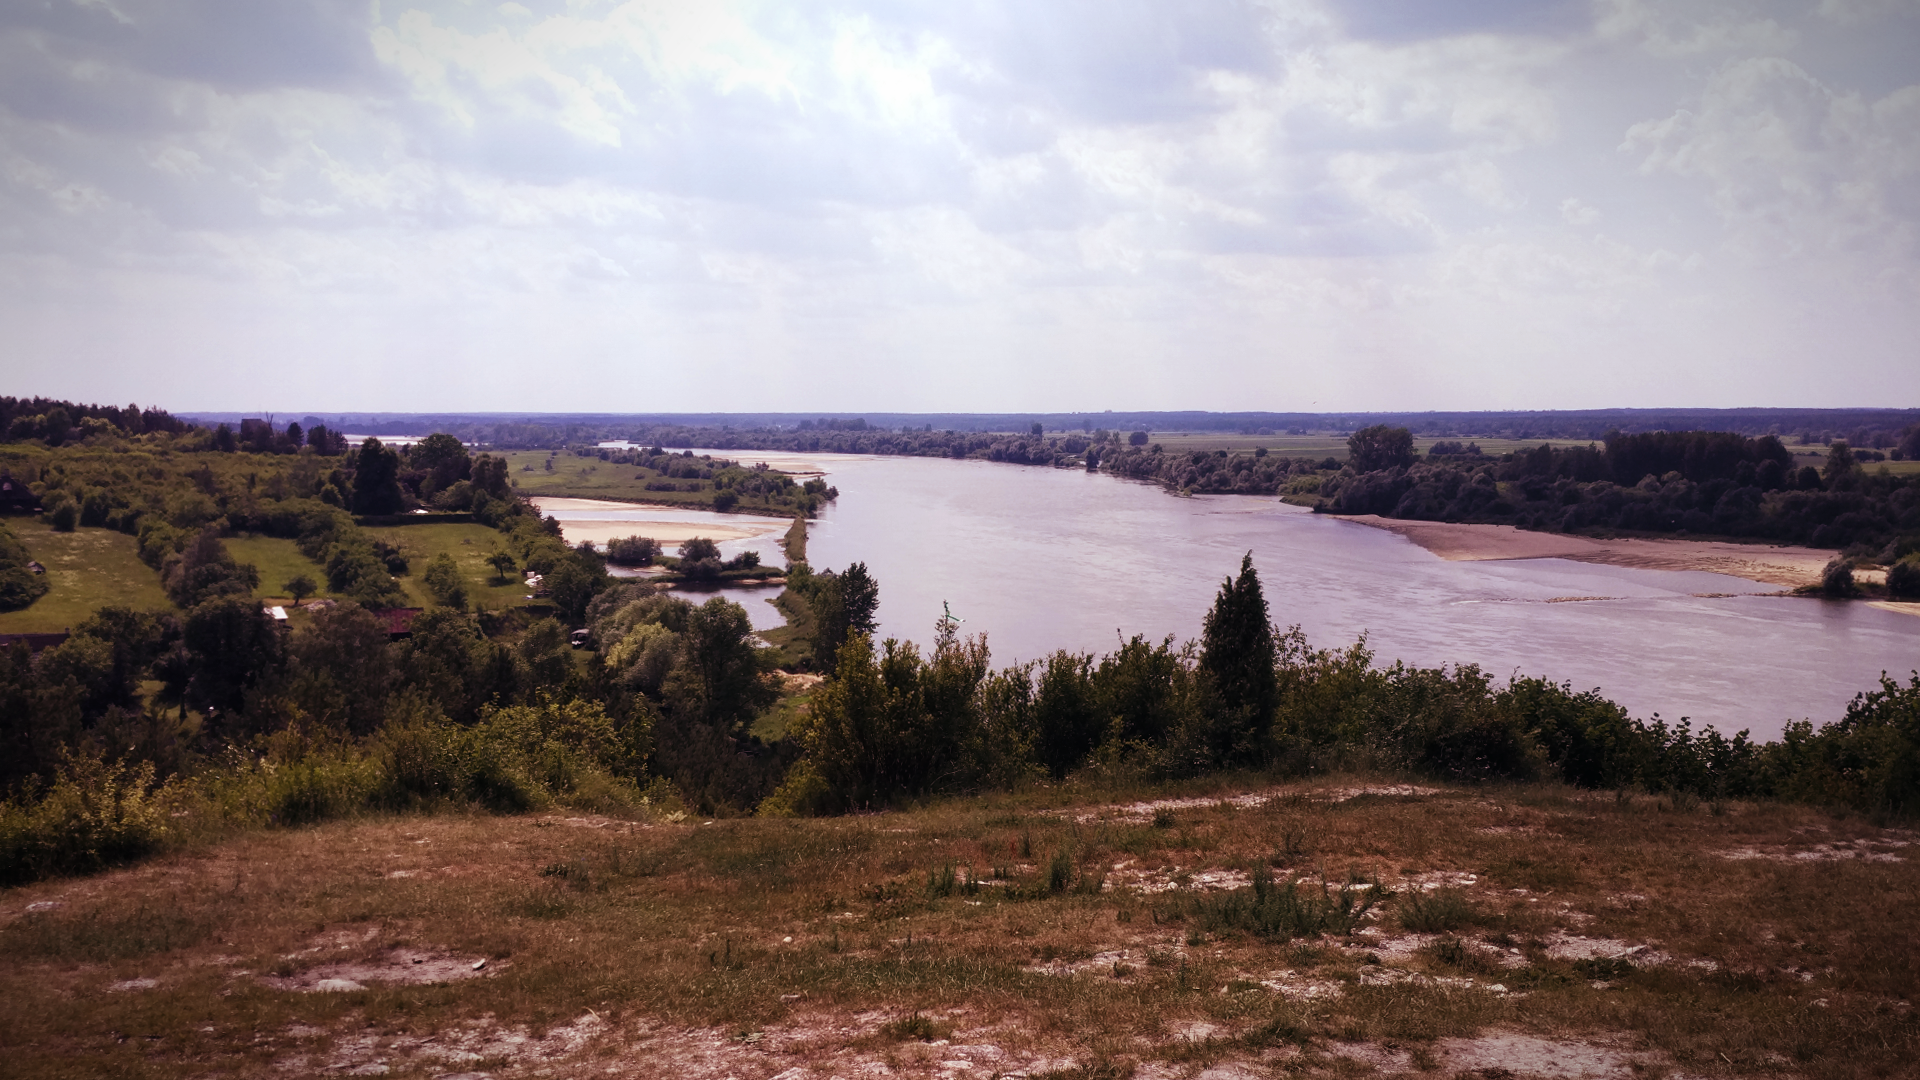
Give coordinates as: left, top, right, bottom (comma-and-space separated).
1889, 556, 1920, 600
0, 753, 173, 885
0, 522, 49, 611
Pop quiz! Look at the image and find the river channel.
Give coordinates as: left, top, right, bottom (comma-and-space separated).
770, 454, 1912, 742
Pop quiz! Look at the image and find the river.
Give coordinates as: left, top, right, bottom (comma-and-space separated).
769, 454, 1916, 741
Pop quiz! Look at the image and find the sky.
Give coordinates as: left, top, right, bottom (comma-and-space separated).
2, 0, 1917, 414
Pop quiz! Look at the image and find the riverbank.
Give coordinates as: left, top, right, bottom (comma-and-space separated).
1332, 514, 1836, 589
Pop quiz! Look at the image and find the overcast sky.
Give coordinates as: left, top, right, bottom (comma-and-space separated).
3, 0, 1917, 414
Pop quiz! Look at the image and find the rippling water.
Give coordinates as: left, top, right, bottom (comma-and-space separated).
779, 454, 1920, 740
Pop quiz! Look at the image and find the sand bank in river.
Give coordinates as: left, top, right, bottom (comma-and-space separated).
527, 498, 784, 546
1333, 515, 1836, 589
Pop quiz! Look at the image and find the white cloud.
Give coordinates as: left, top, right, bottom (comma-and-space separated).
1623, 57, 1920, 265
0, 0, 1916, 409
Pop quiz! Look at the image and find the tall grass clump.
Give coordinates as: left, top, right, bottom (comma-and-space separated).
1181, 866, 1384, 940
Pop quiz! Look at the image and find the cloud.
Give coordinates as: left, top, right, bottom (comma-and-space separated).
1623, 56, 1920, 264
0, 0, 1917, 410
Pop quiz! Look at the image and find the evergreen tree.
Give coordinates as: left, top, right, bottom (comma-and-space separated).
1199, 551, 1278, 764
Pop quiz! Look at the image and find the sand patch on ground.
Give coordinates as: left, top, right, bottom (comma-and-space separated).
1868, 600, 1920, 619
1335, 515, 1833, 588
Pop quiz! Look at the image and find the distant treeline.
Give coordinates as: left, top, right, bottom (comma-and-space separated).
1320, 427, 1920, 554
178, 408, 1920, 450
1, 397, 193, 443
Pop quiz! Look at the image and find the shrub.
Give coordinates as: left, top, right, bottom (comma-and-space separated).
422, 553, 468, 609
1183, 867, 1383, 940
0, 753, 173, 886
1889, 556, 1920, 600
1821, 558, 1857, 597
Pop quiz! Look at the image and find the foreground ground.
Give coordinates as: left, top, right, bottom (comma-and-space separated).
2, 778, 1915, 1079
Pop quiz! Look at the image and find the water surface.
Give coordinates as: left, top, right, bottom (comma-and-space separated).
793, 455, 1918, 740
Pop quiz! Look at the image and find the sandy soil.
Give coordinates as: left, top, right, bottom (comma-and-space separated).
1334, 515, 1836, 588
527, 498, 786, 547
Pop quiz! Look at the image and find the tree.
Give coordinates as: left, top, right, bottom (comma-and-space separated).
409, 432, 471, 493
289, 602, 393, 736
663, 596, 777, 733
678, 536, 720, 562
487, 547, 518, 583
163, 526, 260, 607
285, 574, 317, 605
812, 562, 879, 671
1347, 425, 1415, 473
1890, 556, 1920, 600
183, 595, 283, 725
422, 553, 468, 609
1030, 422, 1044, 436
1824, 441, 1857, 487
1198, 552, 1278, 765
1129, 430, 1150, 446
351, 437, 405, 514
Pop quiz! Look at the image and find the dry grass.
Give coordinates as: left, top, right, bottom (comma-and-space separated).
1, 778, 1915, 1078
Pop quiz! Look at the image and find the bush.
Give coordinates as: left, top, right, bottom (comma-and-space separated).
0, 523, 49, 611
46, 494, 78, 532
1889, 556, 1920, 600
422, 553, 468, 609
0, 753, 173, 886
1821, 558, 1857, 598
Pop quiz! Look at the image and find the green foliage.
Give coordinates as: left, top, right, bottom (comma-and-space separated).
0, 752, 173, 885
1821, 558, 1857, 598
1347, 425, 1416, 473
162, 526, 259, 607
1890, 555, 1920, 600
1180, 866, 1384, 940
0, 521, 49, 611
1196, 552, 1277, 767
422, 552, 468, 609
350, 437, 405, 515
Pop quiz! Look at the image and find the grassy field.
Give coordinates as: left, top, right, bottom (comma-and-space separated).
228, 525, 534, 610
362, 523, 539, 610
0, 519, 171, 632
1, 776, 1913, 1079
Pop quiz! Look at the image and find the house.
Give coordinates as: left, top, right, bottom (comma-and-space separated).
0, 477, 40, 514
364, 607, 424, 640
0, 632, 70, 656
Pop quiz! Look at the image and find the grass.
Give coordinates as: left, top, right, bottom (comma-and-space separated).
0, 519, 172, 632
361, 523, 538, 610
229, 524, 537, 611
2, 775, 1916, 1077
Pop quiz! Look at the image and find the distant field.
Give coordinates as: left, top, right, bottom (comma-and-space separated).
0, 519, 172, 632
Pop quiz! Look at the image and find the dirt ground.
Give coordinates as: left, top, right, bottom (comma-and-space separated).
3, 779, 1915, 1079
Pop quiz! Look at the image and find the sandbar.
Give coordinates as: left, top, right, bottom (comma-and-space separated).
527, 497, 785, 547
1333, 515, 1834, 589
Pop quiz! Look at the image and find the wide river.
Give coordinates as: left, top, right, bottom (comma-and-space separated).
697, 453, 1915, 742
